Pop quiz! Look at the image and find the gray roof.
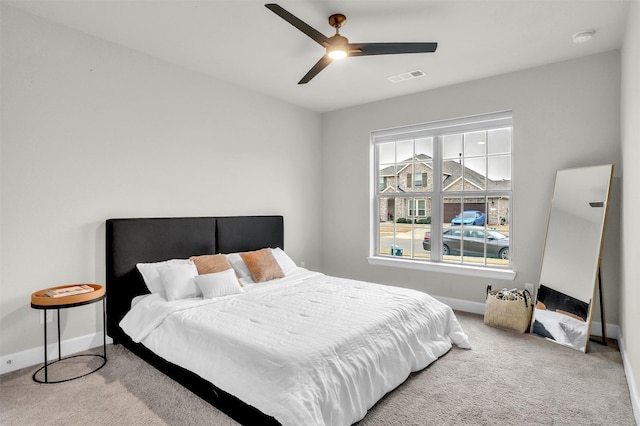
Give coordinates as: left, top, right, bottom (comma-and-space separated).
379, 153, 510, 190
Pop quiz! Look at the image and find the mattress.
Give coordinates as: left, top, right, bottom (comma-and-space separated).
120, 269, 470, 425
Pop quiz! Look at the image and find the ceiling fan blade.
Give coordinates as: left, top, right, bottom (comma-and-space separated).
298, 55, 332, 84
349, 42, 438, 56
265, 4, 330, 47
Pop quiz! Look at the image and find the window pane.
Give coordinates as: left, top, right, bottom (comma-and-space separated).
413, 138, 434, 190
379, 163, 397, 193
378, 142, 395, 163
488, 127, 511, 155
379, 196, 397, 223
418, 199, 426, 216
489, 196, 510, 266
443, 159, 463, 192
443, 195, 462, 224
378, 142, 397, 193
488, 155, 511, 189
463, 157, 486, 191
412, 199, 431, 260
488, 196, 510, 228
378, 197, 401, 256
440, 221, 460, 263
464, 131, 486, 157
413, 161, 432, 191
443, 134, 464, 193
396, 139, 413, 163
459, 197, 487, 265
415, 137, 433, 158
408, 198, 429, 217
443, 133, 462, 160
399, 163, 413, 191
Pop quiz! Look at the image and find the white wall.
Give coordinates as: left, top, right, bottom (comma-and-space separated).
321, 51, 621, 323
0, 6, 322, 357
620, 0, 640, 418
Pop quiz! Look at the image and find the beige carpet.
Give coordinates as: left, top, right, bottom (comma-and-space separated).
0, 312, 635, 425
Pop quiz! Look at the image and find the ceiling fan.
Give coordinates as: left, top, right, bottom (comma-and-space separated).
265, 3, 438, 84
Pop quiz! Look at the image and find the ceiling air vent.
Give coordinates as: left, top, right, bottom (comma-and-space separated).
387, 69, 426, 83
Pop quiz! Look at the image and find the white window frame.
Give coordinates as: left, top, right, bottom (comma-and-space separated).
408, 199, 427, 217
368, 111, 516, 280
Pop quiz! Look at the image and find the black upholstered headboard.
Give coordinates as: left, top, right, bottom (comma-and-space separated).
105, 216, 284, 343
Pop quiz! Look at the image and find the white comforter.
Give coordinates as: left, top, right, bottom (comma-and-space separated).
120, 269, 470, 426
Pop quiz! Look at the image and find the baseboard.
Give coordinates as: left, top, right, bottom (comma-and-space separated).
618, 334, 640, 424
435, 295, 486, 315
0, 331, 113, 375
590, 321, 620, 339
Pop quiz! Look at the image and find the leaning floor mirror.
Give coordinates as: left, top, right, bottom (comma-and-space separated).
531, 164, 613, 352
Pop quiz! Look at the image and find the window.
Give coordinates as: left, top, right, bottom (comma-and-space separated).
408, 199, 426, 217
370, 111, 513, 277
408, 172, 427, 187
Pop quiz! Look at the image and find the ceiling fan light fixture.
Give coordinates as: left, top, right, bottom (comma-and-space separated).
328, 48, 347, 60
327, 34, 349, 60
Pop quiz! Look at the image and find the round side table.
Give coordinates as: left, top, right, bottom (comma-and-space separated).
30, 284, 107, 383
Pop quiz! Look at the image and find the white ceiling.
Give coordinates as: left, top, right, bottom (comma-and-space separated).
5, 0, 631, 112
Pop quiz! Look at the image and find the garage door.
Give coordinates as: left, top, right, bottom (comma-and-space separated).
443, 203, 485, 223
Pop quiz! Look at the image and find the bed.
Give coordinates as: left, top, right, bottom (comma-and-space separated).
106, 216, 470, 425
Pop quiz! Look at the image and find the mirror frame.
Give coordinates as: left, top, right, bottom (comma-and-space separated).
531, 164, 613, 352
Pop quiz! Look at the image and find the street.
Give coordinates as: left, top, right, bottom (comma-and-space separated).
377, 222, 509, 265
379, 223, 430, 259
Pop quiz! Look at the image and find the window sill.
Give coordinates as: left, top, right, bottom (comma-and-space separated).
366, 256, 517, 280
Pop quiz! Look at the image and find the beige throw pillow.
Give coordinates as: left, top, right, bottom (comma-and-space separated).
190, 254, 232, 275
240, 248, 284, 283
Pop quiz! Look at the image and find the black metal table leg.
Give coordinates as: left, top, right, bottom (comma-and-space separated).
43, 310, 48, 383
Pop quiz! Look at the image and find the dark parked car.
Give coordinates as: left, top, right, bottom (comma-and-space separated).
451, 210, 486, 226
423, 226, 509, 259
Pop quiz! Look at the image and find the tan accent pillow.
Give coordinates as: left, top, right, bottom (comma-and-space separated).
240, 248, 284, 283
190, 254, 232, 275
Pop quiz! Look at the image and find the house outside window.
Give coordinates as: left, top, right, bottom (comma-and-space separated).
370, 111, 513, 277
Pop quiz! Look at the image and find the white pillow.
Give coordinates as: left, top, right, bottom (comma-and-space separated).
226, 252, 251, 278
271, 248, 297, 275
559, 317, 588, 350
136, 259, 192, 297
157, 261, 200, 301
194, 268, 244, 299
